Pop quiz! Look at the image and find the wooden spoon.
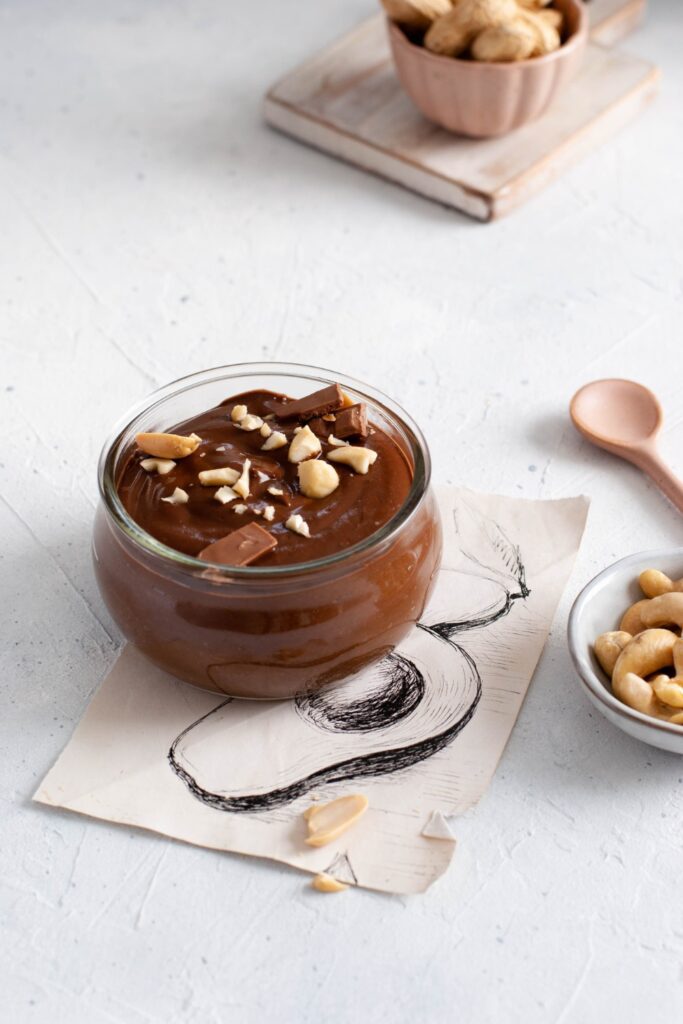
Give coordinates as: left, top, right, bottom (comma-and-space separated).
570, 379, 683, 514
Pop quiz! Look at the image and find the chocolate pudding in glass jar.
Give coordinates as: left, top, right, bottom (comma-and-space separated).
94, 363, 442, 699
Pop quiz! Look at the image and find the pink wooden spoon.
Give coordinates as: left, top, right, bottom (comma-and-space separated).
570, 379, 683, 515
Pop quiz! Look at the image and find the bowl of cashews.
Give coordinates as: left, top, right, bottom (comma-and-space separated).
568, 550, 683, 755
382, 0, 588, 137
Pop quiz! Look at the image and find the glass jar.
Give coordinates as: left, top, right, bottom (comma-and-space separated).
93, 363, 442, 698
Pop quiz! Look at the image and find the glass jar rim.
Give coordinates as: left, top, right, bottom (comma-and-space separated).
98, 361, 432, 579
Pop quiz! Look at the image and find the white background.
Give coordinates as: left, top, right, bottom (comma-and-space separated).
2, 1, 682, 1022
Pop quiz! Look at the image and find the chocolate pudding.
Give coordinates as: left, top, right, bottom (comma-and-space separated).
93, 368, 442, 698
117, 386, 413, 568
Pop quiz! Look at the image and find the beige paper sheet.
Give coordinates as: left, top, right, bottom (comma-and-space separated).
35, 487, 589, 895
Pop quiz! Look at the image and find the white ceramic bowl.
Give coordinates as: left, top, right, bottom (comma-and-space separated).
568, 549, 683, 755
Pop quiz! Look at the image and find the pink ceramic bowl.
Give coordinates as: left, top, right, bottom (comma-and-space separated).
387, 0, 588, 138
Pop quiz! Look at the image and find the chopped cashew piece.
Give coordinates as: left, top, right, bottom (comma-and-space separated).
298, 460, 339, 499
140, 458, 176, 475
235, 414, 264, 432
136, 432, 201, 459
230, 404, 248, 422
260, 422, 272, 438
305, 794, 368, 847
233, 459, 251, 500
161, 487, 189, 505
327, 445, 378, 475
311, 874, 349, 894
285, 514, 310, 538
328, 435, 349, 447
198, 466, 240, 486
214, 485, 238, 505
262, 505, 275, 522
262, 430, 287, 451
233, 504, 248, 515
288, 425, 321, 463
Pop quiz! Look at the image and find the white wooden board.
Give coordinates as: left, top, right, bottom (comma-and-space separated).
264, 6, 658, 221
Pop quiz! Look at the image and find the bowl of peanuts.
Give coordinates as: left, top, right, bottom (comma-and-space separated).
568, 550, 683, 755
383, 0, 588, 137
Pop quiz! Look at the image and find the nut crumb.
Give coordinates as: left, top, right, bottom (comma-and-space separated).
198, 466, 240, 486
136, 432, 201, 459
262, 431, 287, 451
260, 422, 272, 438
233, 504, 248, 515
257, 470, 270, 483
311, 874, 349, 894
214, 485, 238, 505
285, 514, 310, 538
140, 457, 176, 475
235, 414, 264, 432
328, 435, 349, 447
298, 459, 339, 499
233, 459, 251, 499
322, 414, 336, 422
288, 424, 322, 464
328, 445, 378, 475
267, 485, 284, 496
161, 487, 189, 505
230, 404, 248, 422
262, 505, 275, 522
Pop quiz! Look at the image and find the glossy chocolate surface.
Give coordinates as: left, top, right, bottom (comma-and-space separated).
117, 390, 413, 566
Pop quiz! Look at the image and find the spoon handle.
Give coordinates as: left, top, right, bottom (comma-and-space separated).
635, 448, 683, 515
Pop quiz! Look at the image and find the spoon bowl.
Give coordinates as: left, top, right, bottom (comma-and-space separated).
570, 379, 662, 451
570, 379, 683, 515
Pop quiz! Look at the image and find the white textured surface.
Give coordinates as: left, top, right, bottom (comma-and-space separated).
1, 2, 682, 1022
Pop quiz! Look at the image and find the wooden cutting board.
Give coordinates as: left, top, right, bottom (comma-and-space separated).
264, 1, 658, 221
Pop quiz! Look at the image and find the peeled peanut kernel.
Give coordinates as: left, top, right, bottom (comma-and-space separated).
311, 873, 349, 894
136, 431, 201, 459
235, 414, 264, 432
198, 467, 240, 487
328, 435, 349, 447
233, 459, 251, 500
161, 487, 189, 505
298, 460, 339, 499
262, 430, 287, 451
305, 794, 369, 847
285, 514, 310, 538
327, 445, 378, 475
230, 404, 248, 422
288, 424, 322, 464
140, 458, 176, 475
214, 485, 238, 505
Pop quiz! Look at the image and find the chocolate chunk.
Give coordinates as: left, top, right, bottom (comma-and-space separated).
333, 403, 368, 439
198, 523, 277, 566
308, 416, 333, 439
267, 384, 344, 421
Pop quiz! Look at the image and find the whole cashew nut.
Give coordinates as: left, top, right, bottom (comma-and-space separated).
640, 592, 683, 631
638, 569, 683, 598
594, 631, 632, 677
619, 599, 651, 636
651, 637, 683, 709
611, 629, 677, 717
